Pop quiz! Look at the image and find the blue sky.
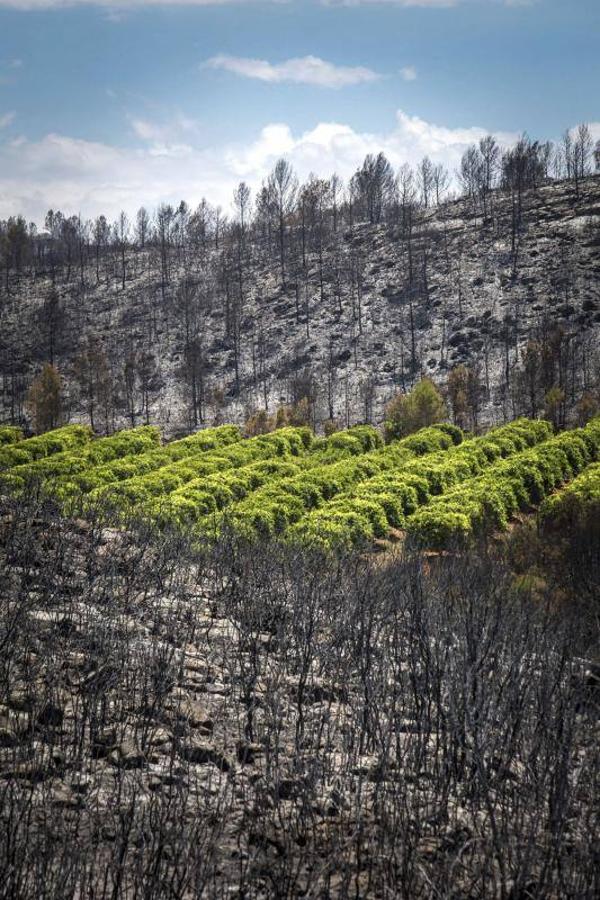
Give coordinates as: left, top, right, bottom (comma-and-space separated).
0, 0, 598, 223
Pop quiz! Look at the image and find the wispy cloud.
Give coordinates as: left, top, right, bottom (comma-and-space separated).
128, 112, 198, 143
322, 0, 532, 6
399, 65, 417, 81
0, 112, 16, 129
0, 0, 285, 8
321, 0, 457, 6
203, 54, 381, 88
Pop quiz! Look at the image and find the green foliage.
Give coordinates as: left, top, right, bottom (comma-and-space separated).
0, 426, 23, 446
6, 426, 161, 490
85, 427, 311, 518
292, 504, 376, 551
408, 421, 600, 549
429, 422, 464, 445
408, 510, 473, 548
226, 424, 462, 542
154, 459, 303, 529
162, 425, 242, 459
291, 419, 551, 550
0, 424, 92, 471
305, 425, 383, 467
57, 425, 241, 498
401, 422, 461, 456
307, 425, 383, 465
540, 455, 600, 531
4, 416, 584, 556
384, 378, 448, 442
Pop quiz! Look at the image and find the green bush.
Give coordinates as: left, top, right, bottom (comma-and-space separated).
430, 422, 464, 445
384, 379, 448, 442
156, 458, 303, 527
55, 425, 242, 500
3, 426, 162, 494
407, 510, 472, 548
540, 450, 600, 531
91, 430, 311, 523
5, 415, 577, 556
309, 425, 383, 465
0, 426, 23, 446
292, 506, 376, 551
163, 425, 242, 459
407, 423, 600, 549
402, 424, 460, 456
291, 419, 553, 551
0, 425, 92, 470
223, 424, 463, 543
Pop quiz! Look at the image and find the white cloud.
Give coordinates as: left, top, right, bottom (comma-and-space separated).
128, 113, 198, 143
399, 65, 417, 81
204, 54, 381, 88
0, 112, 16, 128
568, 122, 600, 143
0, 108, 525, 224
0, 0, 283, 7
323, 0, 533, 6
321, 0, 457, 6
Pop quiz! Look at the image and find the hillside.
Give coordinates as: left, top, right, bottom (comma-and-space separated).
1, 490, 599, 899
2, 234, 600, 899
1, 175, 599, 435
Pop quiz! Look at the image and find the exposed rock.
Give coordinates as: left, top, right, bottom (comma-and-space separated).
7, 691, 33, 713
178, 698, 214, 733
201, 682, 231, 697
108, 740, 146, 770
91, 728, 118, 758
417, 836, 445, 858
49, 780, 81, 809
147, 727, 172, 747
284, 675, 347, 704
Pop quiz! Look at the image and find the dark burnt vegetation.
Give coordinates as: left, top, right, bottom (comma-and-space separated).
1, 492, 599, 898
1, 131, 599, 435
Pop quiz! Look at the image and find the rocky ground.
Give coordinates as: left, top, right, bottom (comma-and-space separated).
1, 495, 599, 898
1, 176, 599, 434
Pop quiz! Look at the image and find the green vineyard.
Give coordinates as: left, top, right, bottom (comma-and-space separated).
539, 458, 600, 531
1, 417, 599, 550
